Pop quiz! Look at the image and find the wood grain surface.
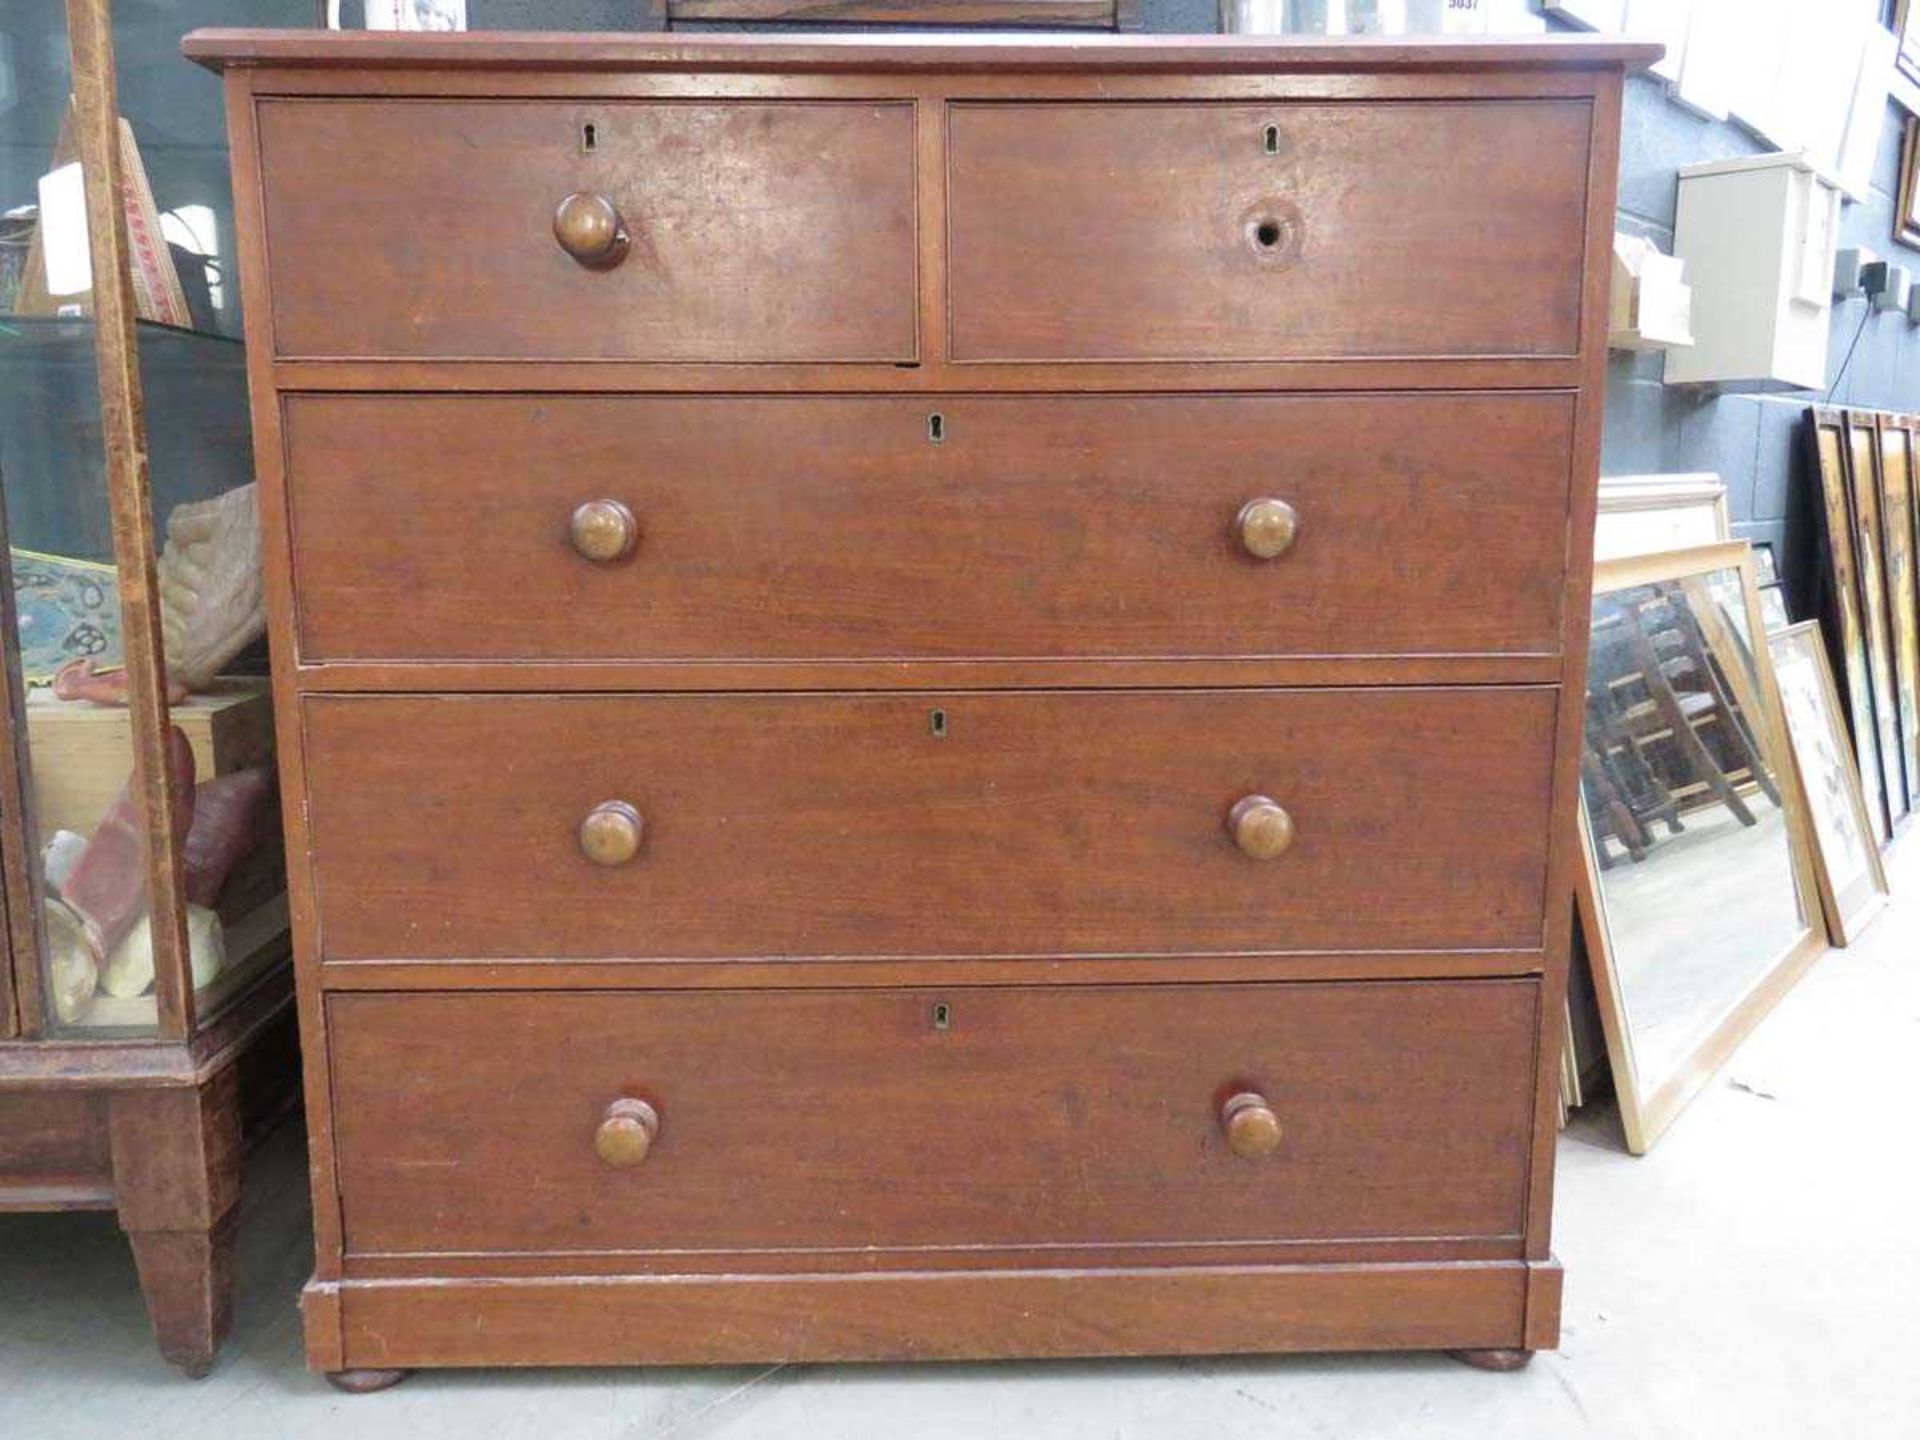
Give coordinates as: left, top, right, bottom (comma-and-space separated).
256, 99, 916, 361
281, 392, 1574, 664
668, 0, 1123, 24
328, 980, 1536, 1259
183, 29, 1664, 75
188, 31, 1638, 1370
302, 688, 1557, 960
947, 100, 1591, 361
321, 1260, 1538, 1368
0, 1092, 112, 1208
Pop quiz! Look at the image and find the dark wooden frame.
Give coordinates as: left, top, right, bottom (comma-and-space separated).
642, 0, 1141, 28
0, 0, 296, 1378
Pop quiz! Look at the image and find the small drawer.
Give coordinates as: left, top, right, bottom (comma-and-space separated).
281, 392, 1574, 664
302, 687, 1557, 961
947, 100, 1592, 362
256, 99, 917, 361
329, 981, 1539, 1260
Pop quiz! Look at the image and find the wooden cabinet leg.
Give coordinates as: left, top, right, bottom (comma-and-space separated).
126, 1211, 240, 1378
325, 1368, 413, 1393
1450, 1347, 1534, 1372
108, 1065, 243, 1376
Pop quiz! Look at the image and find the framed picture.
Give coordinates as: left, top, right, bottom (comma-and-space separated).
1752, 539, 1780, 586
1875, 414, 1920, 812
1898, 0, 1920, 90
1900, 116, 1920, 251
1842, 409, 1910, 828
1577, 541, 1826, 1154
324, 0, 467, 28
1593, 473, 1731, 563
1759, 582, 1791, 632
1768, 621, 1892, 946
1809, 407, 1893, 844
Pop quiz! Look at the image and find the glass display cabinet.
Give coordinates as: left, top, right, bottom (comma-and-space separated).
0, 0, 303, 1375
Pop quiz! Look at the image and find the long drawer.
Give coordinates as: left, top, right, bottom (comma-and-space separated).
302, 688, 1557, 960
329, 981, 1539, 1261
282, 392, 1574, 664
946, 100, 1592, 362
255, 99, 918, 361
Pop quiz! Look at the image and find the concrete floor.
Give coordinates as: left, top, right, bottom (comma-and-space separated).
4, 845, 1917, 1439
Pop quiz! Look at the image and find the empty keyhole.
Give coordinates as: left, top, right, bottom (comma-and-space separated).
932, 1002, 952, 1030
1255, 219, 1283, 249
928, 412, 945, 444
581, 121, 598, 153
1262, 123, 1280, 155
930, 708, 948, 738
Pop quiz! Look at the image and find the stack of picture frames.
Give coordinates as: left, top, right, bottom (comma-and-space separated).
1809, 407, 1920, 849
1567, 470, 1892, 1152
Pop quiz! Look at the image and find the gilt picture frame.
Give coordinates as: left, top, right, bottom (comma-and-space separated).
1875, 414, 1920, 814
1767, 620, 1891, 947
1840, 410, 1907, 828
1809, 407, 1894, 844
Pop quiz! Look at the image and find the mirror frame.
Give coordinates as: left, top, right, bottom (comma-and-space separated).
1576, 540, 1827, 1154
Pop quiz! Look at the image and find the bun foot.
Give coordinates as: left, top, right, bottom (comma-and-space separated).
1451, 1347, 1533, 1372
325, 1368, 412, 1393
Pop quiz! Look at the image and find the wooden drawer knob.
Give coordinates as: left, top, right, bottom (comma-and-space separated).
553, 191, 630, 268
1228, 795, 1295, 860
1236, 497, 1299, 560
594, 1098, 659, 1168
578, 800, 645, 866
1221, 1091, 1283, 1158
569, 499, 639, 563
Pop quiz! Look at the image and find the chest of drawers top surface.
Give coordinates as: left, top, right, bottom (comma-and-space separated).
193, 28, 1645, 1377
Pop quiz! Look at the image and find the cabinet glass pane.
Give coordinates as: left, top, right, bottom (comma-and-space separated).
1, 4, 154, 1034
113, 2, 303, 1027
1, 2, 301, 1033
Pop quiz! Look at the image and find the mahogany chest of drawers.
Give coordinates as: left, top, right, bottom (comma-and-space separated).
187, 28, 1653, 1382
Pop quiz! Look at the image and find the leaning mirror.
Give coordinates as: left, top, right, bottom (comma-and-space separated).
1576, 541, 1825, 1153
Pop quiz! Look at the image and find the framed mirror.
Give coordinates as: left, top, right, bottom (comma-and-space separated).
1576, 541, 1826, 1153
